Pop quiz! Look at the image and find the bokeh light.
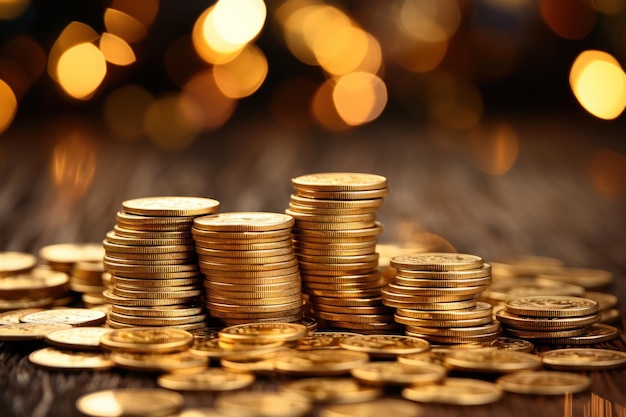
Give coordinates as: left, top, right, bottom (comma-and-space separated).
588, 149, 626, 200
0, 0, 29, 20
51, 130, 97, 201
213, 44, 268, 98
111, 0, 159, 28
332, 72, 388, 126
193, 6, 244, 64
183, 70, 237, 131
311, 79, 352, 132
103, 85, 154, 141
99, 33, 136, 66
469, 123, 519, 175
395, 0, 461, 42
104, 8, 148, 44
428, 73, 484, 130
144, 94, 201, 151
540, 0, 596, 40
0, 79, 17, 134
211, 0, 266, 46
0, 36, 46, 91
57, 43, 107, 100
570, 50, 626, 120
48, 22, 99, 83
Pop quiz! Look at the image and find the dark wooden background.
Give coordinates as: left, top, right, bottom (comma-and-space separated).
1, 113, 625, 416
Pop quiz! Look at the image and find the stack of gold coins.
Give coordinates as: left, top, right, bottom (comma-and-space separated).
103, 196, 220, 331
287, 172, 396, 334
0, 265, 70, 311
383, 253, 500, 344
70, 261, 107, 306
192, 212, 303, 325
495, 295, 601, 344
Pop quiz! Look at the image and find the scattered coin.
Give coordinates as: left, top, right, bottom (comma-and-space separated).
504, 296, 599, 318
20, 308, 106, 327
110, 350, 208, 372
281, 377, 382, 403
541, 348, 626, 371
100, 327, 194, 353
219, 322, 308, 344
157, 367, 255, 391
484, 278, 586, 301
215, 392, 312, 417
496, 371, 591, 395
44, 326, 112, 350
274, 349, 369, 376
76, 388, 184, 417
295, 331, 361, 350
444, 348, 542, 373
0, 251, 37, 277
0, 322, 72, 341
29, 347, 114, 370
401, 378, 502, 405
319, 398, 423, 417
122, 196, 220, 217
0, 308, 44, 325
351, 361, 446, 386
549, 323, 619, 345
338, 334, 430, 358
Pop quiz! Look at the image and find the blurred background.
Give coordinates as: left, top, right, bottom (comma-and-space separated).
0, 0, 625, 266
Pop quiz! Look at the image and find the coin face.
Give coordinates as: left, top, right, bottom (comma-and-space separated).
496, 371, 591, 395
158, 368, 255, 391
20, 308, 106, 327
541, 348, 626, 371
219, 323, 308, 343
215, 392, 312, 417
29, 347, 113, 370
351, 361, 447, 386
0, 322, 72, 341
339, 335, 430, 357
100, 327, 194, 353
194, 212, 294, 231
390, 253, 483, 271
44, 326, 112, 350
274, 349, 369, 376
444, 348, 542, 373
319, 398, 423, 417
0, 308, 45, 325
292, 172, 387, 191
76, 388, 184, 417
295, 332, 361, 350
0, 251, 37, 276
122, 196, 220, 217
489, 337, 534, 352
39, 243, 104, 264
504, 296, 599, 317
401, 378, 502, 405
281, 377, 382, 403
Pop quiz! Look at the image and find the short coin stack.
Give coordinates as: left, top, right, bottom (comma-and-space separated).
192, 212, 303, 325
383, 253, 500, 344
103, 196, 220, 330
287, 172, 396, 334
496, 295, 601, 344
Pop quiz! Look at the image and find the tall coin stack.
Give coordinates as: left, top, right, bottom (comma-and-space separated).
103, 197, 220, 331
287, 172, 398, 334
192, 212, 303, 326
384, 253, 500, 344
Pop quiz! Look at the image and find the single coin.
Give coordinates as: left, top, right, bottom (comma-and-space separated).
111, 304, 203, 318
295, 188, 389, 200
103, 290, 195, 307
29, 347, 113, 370
382, 298, 479, 311
537, 267, 613, 289
496, 310, 601, 330
292, 172, 387, 191
76, 388, 184, 417
189, 336, 284, 358
219, 322, 308, 343
116, 212, 195, 226
157, 368, 254, 391
395, 264, 492, 280
396, 304, 492, 321
290, 194, 384, 209
110, 350, 208, 372
390, 253, 483, 271
122, 196, 220, 217
45, 326, 112, 350
351, 361, 446, 386
288, 203, 378, 216
215, 392, 311, 417
0, 297, 54, 311
407, 321, 500, 337
405, 331, 500, 345
541, 348, 626, 371
445, 348, 541, 373
583, 292, 618, 311
20, 308, 106, 327
105, 231, 194, 246
295, 332, 362, 350
194, 212, 294, 232
281, 377, 382, 404
220, 350, 283, 374
292, 223, 383, 239
496, 371, 591, 395
108, 312, 206, 327
401, 378, 502, 405
274, 349, 370, 376
504, 327, 588, 339
488, 337, 535, 352
207, 300, 302, 314
310, 296, 384, 308
39, 243, 104, 265
113, 226, 190, 239
551, 323, 619, 345
319, 398, 423, 417
286, 209, 377, 223
0, 322, 72, 341
485, 278, 586, 301
0, 268, 69, 298
0, 251, 37, 276
100, 327, 194, 353
394, 275, 492, 288
394, 314, 492, 328
504, 296, 599, 318
339, 334, 430, 358
0, 308, 44, 325
385, 282, 487, 297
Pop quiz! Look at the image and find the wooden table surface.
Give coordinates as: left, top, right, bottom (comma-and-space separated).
0, 114, 625, 416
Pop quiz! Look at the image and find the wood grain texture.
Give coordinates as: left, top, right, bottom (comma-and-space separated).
1, 114, 625, 416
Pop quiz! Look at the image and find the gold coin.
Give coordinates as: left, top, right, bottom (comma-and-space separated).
196, 246, 294, 258
338, 334, 429, 357
207, 300, 302, 314
0, 251, 37, 276
405, 331, 500, 345
205, 280, 300, 293
504, 296, 599, 317
504, 327, 588, 339
297, 253, 379, 265
76, 388, 184, 417
195, 239, 293, 250
541, 348, 626, 371
351, 361, 446, 386
219, 322, 307, 343
445, 348, 541, 373
199, 258, 299, 272
208, 287, 301, 299
290, 194, 384, 209
292, 223, 383, 239
394, 275, 492, 288
485, 278, 586, 301
105, 231, 194, 246
0, 322, 72, 341
157, 368, 255, 391
329, 321, 404, 333
29, 347, 113, 370
381, 288, 478, 304
100, 327, 194, 353
274, 349, 369, 376
0, 308, 44, 325
215, 392, 312, 417
116, 211, 195, 225
103, 290, 195, 307
122, 196, 220, 217
113, 226, 190, 239
386, 282, 487, 297
281, 377, 382, 403
45, 326, 112, 350
0, 268, 69, 299
551, 323, 619, 345
310, 296, 384, 308
105, 262, 198, 274
390, 253, 483, 272
395, 264, 492, 279
105, 319, 206, 332
20, 308, 106, 327
296, 246, 376, 257
402, 378, 502, 405
496, 370, 591, 395
295, 331, 361, 350
192, 228, 293, 242
194, 212, 294, 232
110, 350, 208, 372
113, 276, 200, 288
112, 287, 202, 299
189, 336, 284, 358
288, 203, 378, 216
294, 219, 378, 231
291, 172, 388, 191
108, 311, 206, 326
103, 241, 195, 254
295, 188, 389, 200
201, 265, 300, 278
208, 293, 301, 306
286, 209, 377, 223
319, 398, 423, 417
315, 304, 393, 315
496, 310, 600, 330
116, 222, 191, 232
205, 272, 301, 286
39, 243, 104, 265
295, 240, 377, 250
316, 312, 394, 324
104, 254, 193, 264
199, 254, 296, 266
220, 351, 283, 374
537, 267, 613, 289
490, 255, 564, 277
394, 314, 492, 328
407, 322, 500, 337
396, 301, 492, 320
489, 337, 534, 352
584, 291, 618, 311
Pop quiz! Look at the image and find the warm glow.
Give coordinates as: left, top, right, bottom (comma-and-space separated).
0, 0, 29, 19
0, 57, 28, 100
211, 0, 266, 46
588, 149, 626, 200
393, 37, 448, 73
99, 33, 136, 66
103, 85, 154, 140
313, 25, 381, 76
428, 73, 484, 130
0, 79, 17, 134
311, 79, 352, 131
469, 123, 519, 175
593, 0, 626, 14
144, 94, 201, 151
104, 8, 148, 44
111, 0, 159, 27
193, 6, 244, 64
570, 50, 626, 120
270, 77, 317, 129
48, 22, 99, 82
1, 36, 46, 88
164, 36, 207, 88
57, 43, 107, 100
392, 221, 456, 253
213, 44, 268, 98
51, 131, 97, 201
183, 70, 236, 130
332, 72, 387, 126
540, 0, 596, 40
396, 0, 461, 42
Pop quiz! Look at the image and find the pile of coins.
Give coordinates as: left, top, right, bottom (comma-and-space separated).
383, 253, 500, 344
102, 196, 220, 330
287, 172, 396, 334
496, 295, 610, 345
192, 212, 303, 325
